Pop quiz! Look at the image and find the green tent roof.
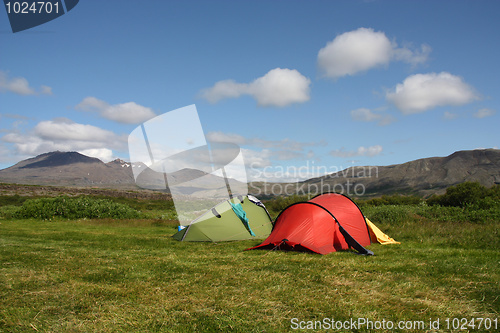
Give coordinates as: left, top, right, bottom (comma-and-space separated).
172, 195, 272, 242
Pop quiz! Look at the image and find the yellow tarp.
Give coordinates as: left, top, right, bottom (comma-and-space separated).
365, 218, 400, 245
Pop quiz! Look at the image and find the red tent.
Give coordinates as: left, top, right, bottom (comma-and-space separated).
247, 193, 373, 255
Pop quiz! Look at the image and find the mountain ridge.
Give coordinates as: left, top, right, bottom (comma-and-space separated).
18, 151, 103, 169
0, 149, 499, 196
0, 151, 136, 189
298, 148, 500, 197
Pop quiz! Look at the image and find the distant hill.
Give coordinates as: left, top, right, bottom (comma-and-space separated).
0, 151, 137, 189
17, 151, 102, 169
298, 149, 500, 197
0, 149, 499, 197
0, 151, 246, 198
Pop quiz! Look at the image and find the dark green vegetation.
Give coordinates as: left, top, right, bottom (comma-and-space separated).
12, 196, 141, 220
427, 181, 500, 209
0, 183, 498, 332
0, 193, 177, 221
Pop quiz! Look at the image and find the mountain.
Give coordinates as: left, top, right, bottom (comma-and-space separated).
0, 151, 137, 188
298, 149, 500, 197
0, 151, 247, 198
0, 149, 499, 197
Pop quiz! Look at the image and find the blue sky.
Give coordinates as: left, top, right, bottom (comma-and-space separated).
1, 0, 498, 181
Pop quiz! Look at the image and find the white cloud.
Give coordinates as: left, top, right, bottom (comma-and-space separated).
317, 28, 431, 79
247, 68, 311, 107
330, 145, 383, 158
206, 131, 325, 180
386, 72, 479, 114
34, 119, 117, 143
40, 85, 53, 95
206, 131, 247, 146
0, 71, 52, 95
243, 149, 323, 182
393, 44, 432, 67
199, 68, 311, 107
206, 131, 325, 152
272, 150, 305, 161
473, 108, 496, 119
443, 111, 459, 120
0, 143, 12, 165
242, 148, 272, 169
2, 118, 126, 159
76, 96, 108, 110
350, 107, 395, 126
78, 148, 114, 162
76, 97, 156, 124
200, 80, 247, 104
350, 108, 380, 122
204, 134, 339, 182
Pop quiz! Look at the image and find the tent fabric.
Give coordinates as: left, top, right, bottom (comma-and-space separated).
247, 193, 376, 255
230, 202, 255, 236
365, 218, 400, 245
247, 194, 272, 217
172, 195, 272, 242
310, 193, 372, 247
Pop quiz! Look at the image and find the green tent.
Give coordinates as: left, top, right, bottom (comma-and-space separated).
172, 195, 273, 242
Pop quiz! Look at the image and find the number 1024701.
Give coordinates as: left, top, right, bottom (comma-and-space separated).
444, 317, 498, 330
5, 1, 60, 14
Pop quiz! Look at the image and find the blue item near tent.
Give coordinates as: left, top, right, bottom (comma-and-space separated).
230, 202, 255, 236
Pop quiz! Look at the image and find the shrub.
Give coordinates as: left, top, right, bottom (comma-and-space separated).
486, 183, 500, 201
13, 196, 141, 220
362, 205, 413, 224
0, 194, 28, 207
427, 182, 490, 208
358, 194, 423, 207
264, 194, 309, 218
0, 205, 21, 219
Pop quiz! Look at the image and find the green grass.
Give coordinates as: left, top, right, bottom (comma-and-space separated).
0, 199, 499, 332
0, 222, 498, 332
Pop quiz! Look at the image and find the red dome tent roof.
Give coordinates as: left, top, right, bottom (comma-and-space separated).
247, 193, 373, 255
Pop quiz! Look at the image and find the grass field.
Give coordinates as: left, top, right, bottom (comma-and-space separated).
0, 195, 499, 332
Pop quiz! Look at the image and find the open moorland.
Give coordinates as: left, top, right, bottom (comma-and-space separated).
0, 183, 499, 332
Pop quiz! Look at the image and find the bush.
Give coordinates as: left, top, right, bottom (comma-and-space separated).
427, 182, 492, 208
363, 204, 500, 225
13, 196, 141, 220
0, 205, 21, 219
362, 205, 413, 224
485, 183, 500, 201
264, 194, 309, 218
0, 194, 28, 207
358, 194, 423, 207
